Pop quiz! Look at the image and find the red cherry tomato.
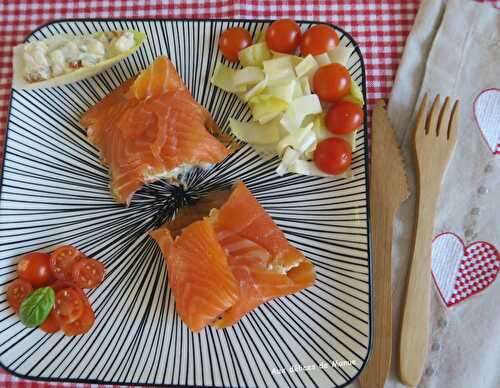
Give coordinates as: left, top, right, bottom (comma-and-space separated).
50, 246, 81, 280
300, 24, 339, 56
313, 63, 351, 102
53, 288, 85, 325
7, 279, 33, 312
40, 310, 61, 333
218, 27, 252, 62
72, 258, 105, 289
265, 19, 302, 54
314, 137, 352, 175
17, 252, 54, 288
325, 101, 364, 134
62, 305, 95, 336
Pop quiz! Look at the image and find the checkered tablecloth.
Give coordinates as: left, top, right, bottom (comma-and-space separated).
0, 0, 421, 387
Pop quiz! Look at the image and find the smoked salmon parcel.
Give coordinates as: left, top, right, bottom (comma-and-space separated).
150, 181, 316, 332
80, 56, 230, 204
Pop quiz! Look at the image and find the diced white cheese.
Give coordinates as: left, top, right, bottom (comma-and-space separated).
298, 77, 311, 95
327, 46, 354, 67
315, 53, 331, 66
294, 54, 319, 78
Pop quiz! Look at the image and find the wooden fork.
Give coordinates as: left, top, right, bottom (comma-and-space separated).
399, 94, 460, 387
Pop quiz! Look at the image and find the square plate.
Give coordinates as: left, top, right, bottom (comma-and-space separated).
0, 19, 371, 388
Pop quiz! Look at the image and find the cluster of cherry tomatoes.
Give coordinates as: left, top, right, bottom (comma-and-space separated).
218, 19, 364, 176
7, 245, 104, 335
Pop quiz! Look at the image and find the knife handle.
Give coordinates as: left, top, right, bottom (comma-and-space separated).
358, 203, 397, 388
399, 188, 438, 386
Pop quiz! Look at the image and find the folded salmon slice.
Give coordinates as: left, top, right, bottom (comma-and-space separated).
150, 219, 239, 332
151, 181, 315, 331
80, 56, 230, 204
210, 182, 315, 328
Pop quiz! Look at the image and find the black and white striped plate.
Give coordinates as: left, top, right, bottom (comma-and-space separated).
0, 19, 371, 388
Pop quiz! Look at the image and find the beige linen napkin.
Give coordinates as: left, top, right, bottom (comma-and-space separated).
352, 1, 500, 387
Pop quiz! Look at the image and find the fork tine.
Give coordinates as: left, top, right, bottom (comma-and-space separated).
414, 93, 428, 137
437, 97, 451, 137
426, 95, 441, 135
447, 100, 460, 142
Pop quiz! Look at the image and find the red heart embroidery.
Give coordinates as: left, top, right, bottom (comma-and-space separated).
473, 88, 500, 156
431, 232, 500, 307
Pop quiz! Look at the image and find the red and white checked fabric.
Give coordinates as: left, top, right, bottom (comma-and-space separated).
0, 0, 421, 387
449, 242, 500, 306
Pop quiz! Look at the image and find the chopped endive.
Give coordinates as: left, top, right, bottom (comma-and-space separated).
271, 52, 303, 67
263, 56, 295, 86
276, 148, 300, 176
242, 74, 268, 101
288, 160, 352, 178
265, 80, 298, 103
276, 131, 316, 176
328, 46, 354, 67
280, 94, 322, 132
249, 95, 288, 124
276, 122, 314, 156
238, 42, 272, 67
229, 117, 281, 145
313, 113, 330, 141
255, 29, 267, 43
264, 56, 293, 70
294, 54, 319, 79
233, 66, 265, 86
210, 61, 246, 93
343, 79, 364, 105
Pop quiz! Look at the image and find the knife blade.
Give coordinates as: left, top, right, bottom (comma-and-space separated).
358, 100, 409, 388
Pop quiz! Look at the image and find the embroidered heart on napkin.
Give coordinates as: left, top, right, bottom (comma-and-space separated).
431, 232, 500, 307
473, 88, 500, 155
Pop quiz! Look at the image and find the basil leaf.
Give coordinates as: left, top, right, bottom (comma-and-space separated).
19, 287, 55, 328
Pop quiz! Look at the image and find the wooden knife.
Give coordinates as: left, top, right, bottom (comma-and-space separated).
358, 100, 409, 388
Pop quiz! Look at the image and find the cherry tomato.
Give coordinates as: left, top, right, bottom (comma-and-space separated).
218, 27, 252, 62
314, 137, 352, 175
72, 258, 105, 289
7, 279, 33, 312
62, 305, 95, 336
40, 310, 60, 333
50, 246, 81, 280
300, 24, 339, 56
313, 63, 351, 102
325, 101, 364, 134
266, 19, 302, 54
17, 252, 54, 288
53, 288, 85, 325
